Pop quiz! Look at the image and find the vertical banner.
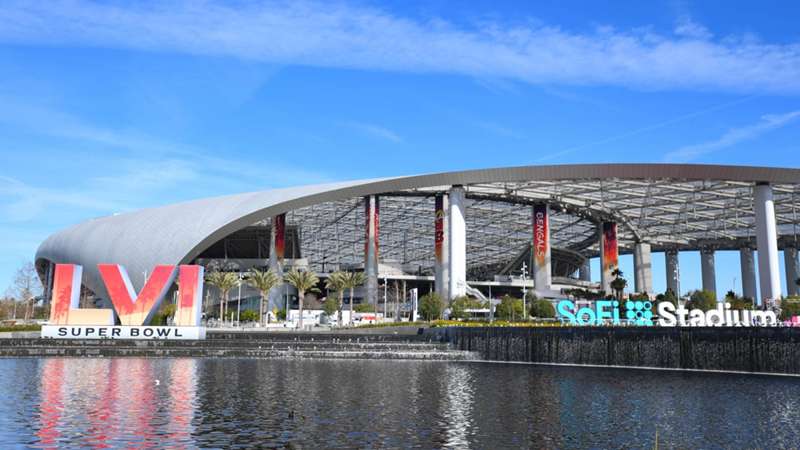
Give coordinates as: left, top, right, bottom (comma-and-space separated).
532, 203, 551, 291
434, 194, 449, 298
374, 197, 380, 261
601, 221, 619, 294
364, 196, 379, 305
273, 213, 286, 264
434, 194, 445, 263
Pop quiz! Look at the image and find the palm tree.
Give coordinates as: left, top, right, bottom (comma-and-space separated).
610, 268, 627, 301
246, 268, 281, 326
325, 271, 349, 327
205, 270, 240, 323
284, 268, 320, 329
341, 271, 367, 326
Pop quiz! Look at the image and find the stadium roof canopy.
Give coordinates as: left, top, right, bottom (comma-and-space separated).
36, 164, 800, 297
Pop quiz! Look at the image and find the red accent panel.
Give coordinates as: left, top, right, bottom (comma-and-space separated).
435, 195, 444, 263
602, 222, 619, 272
533, 204, 549, 267
99, 264, 176, 326
50, 264, 80, 325
274, 214, 285, 263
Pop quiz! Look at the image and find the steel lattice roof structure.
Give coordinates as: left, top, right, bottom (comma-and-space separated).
36, 164, 800, 298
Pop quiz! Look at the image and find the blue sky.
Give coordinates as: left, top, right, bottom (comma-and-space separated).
0, 0, 799, 298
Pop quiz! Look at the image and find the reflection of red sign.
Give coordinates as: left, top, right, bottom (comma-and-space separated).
435, 194, 445, 263
49, 264, 204, 327
533, 204, 548, 266
602, 222, 618, 272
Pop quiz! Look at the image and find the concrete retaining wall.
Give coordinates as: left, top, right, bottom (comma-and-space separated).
442, 327, 800, 375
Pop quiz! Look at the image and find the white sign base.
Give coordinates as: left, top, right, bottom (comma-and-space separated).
41, 325, 206, 340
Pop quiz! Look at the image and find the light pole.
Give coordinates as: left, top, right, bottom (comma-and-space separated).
521, 262, 528, 321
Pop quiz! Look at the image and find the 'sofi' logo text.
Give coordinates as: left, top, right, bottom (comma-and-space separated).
557, 299, 778, 327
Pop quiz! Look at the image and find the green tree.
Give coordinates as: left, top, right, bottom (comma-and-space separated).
340, 271, 367, 326
657, 288, 679, 307
284, 268, 320, 329
150, 303, 176, 326
609, 268, 627, 300
529, 299, 555, 318
355, 303, 376, 312
495, 295, 524, 321
205, 270, 240, 321
240, 309, 259, 323
687, 290, 717, 312
325, 271, 349, 326
322, 294, 340, 319
245, 268, 281, 326
419, 292, 444, 321
780, 300, 800, 321
450, 295, 484, 320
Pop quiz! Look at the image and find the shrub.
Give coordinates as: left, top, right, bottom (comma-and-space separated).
150, 303, 176, 326
239, 309, 259, 322
276, 308, 287, 321
419, 293, 445, 321
780, 300, 800, 321
354, 303, 376, 313
450, 296, 484, 320
529, 299, 555, 318
687, 290, 717, 312
322, 296, 340, 317
729, 297, 754, 311
495, 295, 524, 321
656, 289, 678, 307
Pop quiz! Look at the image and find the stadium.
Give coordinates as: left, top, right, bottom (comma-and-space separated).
34, 164, 800, 319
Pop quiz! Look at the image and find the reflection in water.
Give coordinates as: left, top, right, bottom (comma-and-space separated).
33, 358, 197, 448
0, 358, 798, 448
441, 364, 474, 448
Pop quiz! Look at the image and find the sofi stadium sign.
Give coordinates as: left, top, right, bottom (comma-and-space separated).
557, 299, 778, 327
42, 264, 206, 340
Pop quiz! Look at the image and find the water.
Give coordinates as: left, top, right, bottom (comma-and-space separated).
1, 358, 799, 449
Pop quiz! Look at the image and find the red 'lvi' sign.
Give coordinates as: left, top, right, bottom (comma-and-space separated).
49, 264, 204, 327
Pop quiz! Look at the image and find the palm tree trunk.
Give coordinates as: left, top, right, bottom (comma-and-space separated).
219, 292, 225, 322
298, 289, 304, 329
349, 287, 355, 326
338, 291, 344, 327
260, 292, 266, 326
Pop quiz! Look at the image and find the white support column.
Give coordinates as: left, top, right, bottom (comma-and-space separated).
665, 249, 680, 296
448, 186, 467, 299
579, 260, 591, 282
740, 247, 757, 301
755, 183, 781, 306
786, 247, 799, 297
600, 222, 619, 295
434, 194, 450, 300
268, 213, 286, 312
532, 203, 552, 294
365, 195, 380, 306
633, 242, 653, 294
701, 248, 716, 295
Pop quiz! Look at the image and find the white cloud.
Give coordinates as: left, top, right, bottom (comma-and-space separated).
0, 1, 799, 94
663, 111, 800, 162
342, 121, 402, 143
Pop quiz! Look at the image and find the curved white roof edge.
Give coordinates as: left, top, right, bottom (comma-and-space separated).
35, 163, 800, 297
